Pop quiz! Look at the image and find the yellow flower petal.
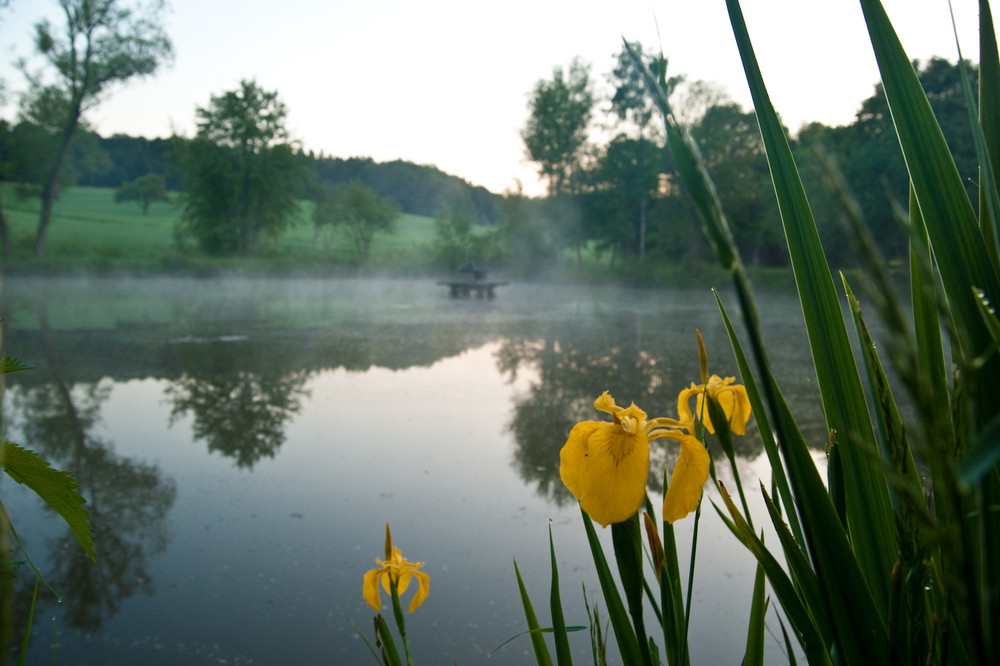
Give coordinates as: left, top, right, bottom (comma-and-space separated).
677, 383, 701, 431
721, 384, 752, 435
577, 423, 649, 527
363, 536, 430, 614
594, 390, 620, 415
408, 570, 430, 612
661, 432, 711, 523
559, 421, 603, 500
363, 567, 384, 612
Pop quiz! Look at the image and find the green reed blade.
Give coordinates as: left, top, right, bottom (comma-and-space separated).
843, 278, 923, 514
907, 189, 953, 436
514, 558, 554, 666
765, 378, 890, 663
723, 0, 897, 609
548, 526, 573, 666
713, 290, 802, 546
981, 0, 1000, 264
860, 0, 1000, 413
374, 614, 403, 666
716, 483, 831, 665
759, 484, 834, 651
742, 561, 768, 666
580, 509, 645, 665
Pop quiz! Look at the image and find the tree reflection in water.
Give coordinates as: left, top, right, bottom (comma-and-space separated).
165, 339, 310, 469
7, 303, 176, 635
497, 314, 766, 503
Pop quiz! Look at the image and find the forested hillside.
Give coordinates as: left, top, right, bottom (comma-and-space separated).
0, 125, 499, 225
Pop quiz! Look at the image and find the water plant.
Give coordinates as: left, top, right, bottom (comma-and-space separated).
359, 523, 429, 666
512, 0, 1000, 663
0, 351, 95, 661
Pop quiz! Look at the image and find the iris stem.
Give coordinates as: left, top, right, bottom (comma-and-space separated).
682, 499, 702, 666
389, 579, 415, 666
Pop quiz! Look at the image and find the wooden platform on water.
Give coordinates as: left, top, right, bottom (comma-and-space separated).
437, 280, 508, 298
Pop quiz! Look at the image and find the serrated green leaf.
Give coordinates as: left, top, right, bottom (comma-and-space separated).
1, 442, 95, 561
0, 356, 33, 375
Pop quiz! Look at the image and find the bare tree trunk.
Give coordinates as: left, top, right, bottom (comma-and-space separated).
639, 198, 647, 260
0, 190, 10, 259
35, 109, 82, 256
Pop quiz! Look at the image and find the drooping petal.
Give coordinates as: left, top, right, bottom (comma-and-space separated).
408, 570, 430, 612
677, 383, 702, 431
593, 391, 620, 415
577, 423, 649, 527
720, 384, 752, 435
661, 432, 711, 523
363, 567, 384, 612
559, 420, 602, 499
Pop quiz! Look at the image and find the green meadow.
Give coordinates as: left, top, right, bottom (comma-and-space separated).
0, 185, 439, 274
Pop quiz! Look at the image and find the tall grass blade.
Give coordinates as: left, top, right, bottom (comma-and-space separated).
374, 615, 403, 666
716, 483, 831, 665
548, 526, 573, 665
860, 0, 1000, 420
580, 510, 645, 665
981, 0, 1000, 264
741, 561, 768, 666
758, 486, 834, 651
949, 2, 1000, 269
712, 290, 802, 545
723, 0, 897, 608
842, 278, 923, 514
764, 379, 891, 663
611, 515, 653, 666
514, 558, 554, 666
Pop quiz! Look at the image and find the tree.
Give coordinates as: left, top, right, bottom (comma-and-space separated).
606, 42, 682, 259
19, 0, 172, 255
522, 58, 595, 264
313, 181, 399, 264
179, 80, 304, 255
114, 173, 168, 214
691, 103, 784, 265
522, 58, 594, 196
583, 134, 664, 262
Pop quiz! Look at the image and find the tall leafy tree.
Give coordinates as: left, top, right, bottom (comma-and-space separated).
691, 103, 784, 265
583, 134, 663, 261
114, 173, 168, 214
19, 0, 173, 255
313, 181, 399, 264
522, 58, 594, 264
521, 58, 594, 196
179, 80, 304, 255
607, 42, 682, 259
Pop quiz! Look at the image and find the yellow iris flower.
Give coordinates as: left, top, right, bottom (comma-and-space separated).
678, 375, 752, 435
363, 523, 430, 613
559, 391, 711, 526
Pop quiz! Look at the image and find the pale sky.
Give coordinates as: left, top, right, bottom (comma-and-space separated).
0, 0, 991, 196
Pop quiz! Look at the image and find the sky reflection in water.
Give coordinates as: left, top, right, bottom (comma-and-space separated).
1, 277, 826, 665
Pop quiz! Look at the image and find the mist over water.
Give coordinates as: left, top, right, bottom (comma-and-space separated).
2, 276, 828, 665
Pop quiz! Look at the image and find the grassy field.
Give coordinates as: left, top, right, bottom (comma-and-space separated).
0, 185, 439, 274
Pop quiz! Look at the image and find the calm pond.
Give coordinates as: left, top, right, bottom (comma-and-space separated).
2, 276, 829, 665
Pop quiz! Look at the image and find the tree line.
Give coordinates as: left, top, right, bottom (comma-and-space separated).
521, 42, 980, 270
0, 1, 982, 278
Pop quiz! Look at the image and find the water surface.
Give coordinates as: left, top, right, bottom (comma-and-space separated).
2, 276, 826, 665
